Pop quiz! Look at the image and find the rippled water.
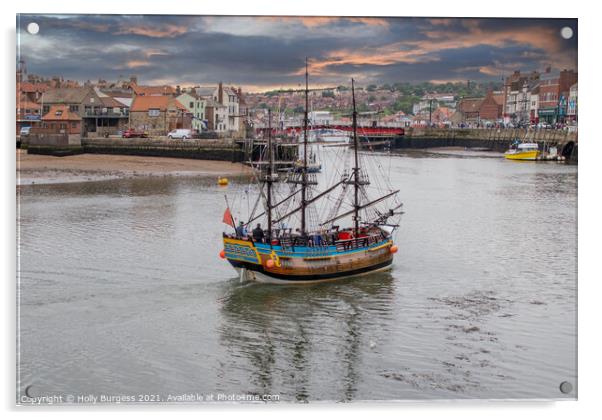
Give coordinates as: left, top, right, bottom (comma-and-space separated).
17, 151, 577, 402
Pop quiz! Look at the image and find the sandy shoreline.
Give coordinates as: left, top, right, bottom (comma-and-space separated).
16, 149, 252, 185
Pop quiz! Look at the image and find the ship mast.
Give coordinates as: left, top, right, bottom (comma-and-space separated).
300, 57, 309, 235
266, 108, 273, 245
351, 79, 360, 237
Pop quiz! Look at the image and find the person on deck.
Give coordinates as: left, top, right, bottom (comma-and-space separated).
252, 223, 265, 243
235, 221, 247, 238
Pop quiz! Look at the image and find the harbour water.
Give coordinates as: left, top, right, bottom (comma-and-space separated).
17, 150, 577, 402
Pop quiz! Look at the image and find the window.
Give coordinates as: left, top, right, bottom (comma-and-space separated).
190, 102, 194, 108
55, 110, 63, 117
148, 108, 160, 117
43, 105, 50, 114
60, 123, 66, 129
69, 105, 79, 113
71, 122, 77, 128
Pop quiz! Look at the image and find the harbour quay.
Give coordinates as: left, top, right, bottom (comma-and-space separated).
20, 125, 577, 164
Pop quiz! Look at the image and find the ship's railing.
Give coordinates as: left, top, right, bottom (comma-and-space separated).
223, 232, 388, 253
335, 235, 385, 252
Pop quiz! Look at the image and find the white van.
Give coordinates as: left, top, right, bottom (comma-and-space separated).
167, 129, 192, 139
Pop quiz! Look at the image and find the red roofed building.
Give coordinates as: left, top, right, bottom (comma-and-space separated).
18, 82, 48, 102
451, 97, 483, 124
16, 93, 42, 135
129, 96, 191, 135
130, 81, 176, 97
41, 104, 82, 134
478, 90, 504, 121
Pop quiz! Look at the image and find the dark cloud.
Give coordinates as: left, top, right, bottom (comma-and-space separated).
16, 14, 577, 91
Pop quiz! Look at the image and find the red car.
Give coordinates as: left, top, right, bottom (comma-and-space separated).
122, 129, 148, 138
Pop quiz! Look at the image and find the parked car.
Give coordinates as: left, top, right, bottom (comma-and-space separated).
122, 129, 148, 138
19, 126, 32, 136
168, 129, 192, 139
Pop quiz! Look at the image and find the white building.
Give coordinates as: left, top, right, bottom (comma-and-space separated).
505, 81, 532, 123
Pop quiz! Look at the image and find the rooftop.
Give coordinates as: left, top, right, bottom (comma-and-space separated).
42, 104, 81, 121
130, 95, 186, 112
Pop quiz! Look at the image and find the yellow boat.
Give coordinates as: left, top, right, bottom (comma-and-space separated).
504, 142, 540, 161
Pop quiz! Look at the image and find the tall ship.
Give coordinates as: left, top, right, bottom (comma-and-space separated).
220, 62, 403, 284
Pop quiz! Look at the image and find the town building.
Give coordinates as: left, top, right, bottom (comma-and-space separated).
40, 104, 82, 135
222, 84, 241, 133
529, 85, 540, 123
195, 83, 242, 135
130, 79, 176, 96
177, 91, 207, 132
412, 94, 456, 114
129, 95, 189, 135
18, 82, 48, 103
502, 70, 540, 122
40, 86, 107, 135
537, 68, 577, 124
204, 99, 227, 133
451, 97, 483, 123
16, 93, 42, 135
478, 90, 504, 121
567, 83, 578, 122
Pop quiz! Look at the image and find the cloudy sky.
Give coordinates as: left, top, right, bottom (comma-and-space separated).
17, 15, 577, 92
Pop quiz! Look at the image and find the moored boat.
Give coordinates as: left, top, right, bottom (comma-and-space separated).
504, 142, 540, 161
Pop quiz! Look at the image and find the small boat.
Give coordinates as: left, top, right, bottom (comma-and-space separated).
504, 142, 540, 161
220, 61, 403, 284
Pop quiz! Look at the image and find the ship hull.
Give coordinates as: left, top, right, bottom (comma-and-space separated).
504, 150, 539, 160
222, 236, 395, 284
230, 258, 393, 284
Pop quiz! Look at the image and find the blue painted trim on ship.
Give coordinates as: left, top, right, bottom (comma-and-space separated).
253, 239, 390, 258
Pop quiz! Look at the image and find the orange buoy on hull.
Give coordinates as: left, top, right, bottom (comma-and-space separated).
265, 259, 275, 268
217, 177, 229, 186
390, 245, 399, 254
219, 249, 226, 259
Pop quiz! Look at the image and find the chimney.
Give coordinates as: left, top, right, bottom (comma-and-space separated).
130, 75, 138, 85
218, 82, 224, 104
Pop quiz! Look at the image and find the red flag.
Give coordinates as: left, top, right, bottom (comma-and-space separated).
222, 207, 235, 228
